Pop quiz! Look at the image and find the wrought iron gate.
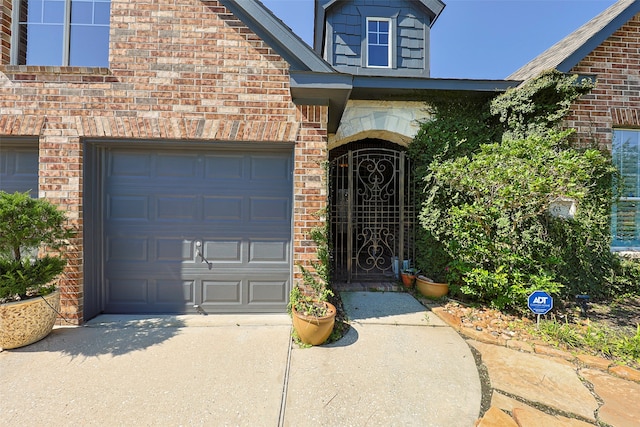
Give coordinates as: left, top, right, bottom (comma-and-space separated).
330, 148, 415, 282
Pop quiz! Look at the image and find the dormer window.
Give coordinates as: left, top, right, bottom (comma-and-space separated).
366, 17, 391, 68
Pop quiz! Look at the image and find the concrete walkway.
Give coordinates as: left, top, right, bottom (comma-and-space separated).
2, 291, 638, 426
0, 292, 480, 427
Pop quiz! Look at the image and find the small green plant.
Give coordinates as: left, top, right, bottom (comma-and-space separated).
0, 191, 72, 302
534, 318, 640, 366
402, 267, 419, 275
288, 224, 334, 318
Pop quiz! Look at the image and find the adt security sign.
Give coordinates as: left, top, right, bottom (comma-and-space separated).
528, 291, 553, 315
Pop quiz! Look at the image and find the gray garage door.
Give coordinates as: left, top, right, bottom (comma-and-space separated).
0, 143, 38, 196
103, 146, 293, 314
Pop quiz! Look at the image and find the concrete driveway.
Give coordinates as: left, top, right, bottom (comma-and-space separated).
0, 292, 481, 426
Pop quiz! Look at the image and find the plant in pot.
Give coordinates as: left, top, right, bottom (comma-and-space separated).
415, 266, 449, 300
400, 267, 419, 288
288, 227, 336, 346
0, 191, 72, 350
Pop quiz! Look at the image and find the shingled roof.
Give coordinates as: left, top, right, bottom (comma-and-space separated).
508, 0, 640, 81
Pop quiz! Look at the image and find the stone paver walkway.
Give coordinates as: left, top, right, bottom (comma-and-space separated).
429, 306, 640, 427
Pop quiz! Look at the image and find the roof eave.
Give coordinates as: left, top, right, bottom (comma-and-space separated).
557, 2, 640, 73
220, 0, 334, 72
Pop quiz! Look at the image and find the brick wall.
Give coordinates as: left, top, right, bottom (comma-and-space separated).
0, 0, 328, 323
565, 14, 640, 150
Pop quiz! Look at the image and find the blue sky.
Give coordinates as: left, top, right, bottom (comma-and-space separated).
261, 0, 618, 79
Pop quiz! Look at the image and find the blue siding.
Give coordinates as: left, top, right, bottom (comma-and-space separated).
325, 0, 430, 77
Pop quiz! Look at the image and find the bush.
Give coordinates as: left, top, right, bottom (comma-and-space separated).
412, 71, 627, 311
0, 191, 71, 302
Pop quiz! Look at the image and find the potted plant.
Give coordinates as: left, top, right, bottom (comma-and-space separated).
400, 267, 419, 287
289, 283, 336, 346
415, 275, 449, 299
0, 191, 72, 350
288, 226, 336, 346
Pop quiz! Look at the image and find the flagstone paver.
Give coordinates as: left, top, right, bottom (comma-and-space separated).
511, 407, 595, 427
581, 368, 640, 427
475, 406, 518, 427
468, 340, 598, 421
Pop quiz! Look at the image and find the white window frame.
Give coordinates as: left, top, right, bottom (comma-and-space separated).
611, 128, 640, 250
366, 17, 392, 68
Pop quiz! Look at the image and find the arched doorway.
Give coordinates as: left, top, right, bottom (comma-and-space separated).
329, 140, 415, 283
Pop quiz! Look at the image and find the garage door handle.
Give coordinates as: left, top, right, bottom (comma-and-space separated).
195, 242, 213, 270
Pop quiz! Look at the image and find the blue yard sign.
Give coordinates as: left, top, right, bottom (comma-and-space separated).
528, 291, 553, 315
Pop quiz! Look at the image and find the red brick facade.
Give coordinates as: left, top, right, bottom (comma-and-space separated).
565, 14, 640, 150
0, 0, 328, 323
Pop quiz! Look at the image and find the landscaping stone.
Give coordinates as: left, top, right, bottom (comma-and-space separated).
511, 407, 595, 427
608, 364, 640, 383
506, 339, 534, 353
490, 390, 524, 412
475, 406, 518, 427
469, 340, 598, 421
534, 345, 575, 361
490, 391, 595, 427
575, 354, 612, 371
581, 368, 640, 427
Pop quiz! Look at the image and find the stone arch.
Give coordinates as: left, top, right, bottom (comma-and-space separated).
328, 100, 430, 151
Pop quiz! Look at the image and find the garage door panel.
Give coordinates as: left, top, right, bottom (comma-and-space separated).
156, 154, 198, 177
103, 147, 292, 314
203, 196, 243, 220
250, 197, 290, 221
249, 241, 288, 262
204, 155, 244, 179
108, 195, 149, 220
202, 280, 241, 304
107, 237, 148, 262
250, 156, 292, 181
109, 152, 151, 177
156, 280, 194, 304
156, 196, 199, 220
0, 145, 38, 196
108, 278, 149, 304
250, 280, 287, 303
156, 239, 193, 261
203, 240, 242, 262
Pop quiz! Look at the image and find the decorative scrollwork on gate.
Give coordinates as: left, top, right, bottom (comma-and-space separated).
330, 148, 414, 282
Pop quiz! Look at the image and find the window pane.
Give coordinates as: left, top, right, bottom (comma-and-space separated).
379, 21, 389, 32
71, 1, 94, 24
612, 200, 640, 246
613, 130, 639, 197
94, 1, 111, 25
368, 21, 377, 32
612, 129, 640, 247
22, 0, 44, 23
368, 45, 389, 67
69, 24, 109, 66
23, 23, 64, 65
43, 0, 65, 24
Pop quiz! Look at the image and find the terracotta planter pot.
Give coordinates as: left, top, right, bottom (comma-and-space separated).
415, 276, 449, 299
400, 273, 416, 287
0, 290, 60, 350
291, 301, 336, 346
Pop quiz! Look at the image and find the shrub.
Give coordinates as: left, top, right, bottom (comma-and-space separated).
412, 70, 626, 311
0, 191, 71, 302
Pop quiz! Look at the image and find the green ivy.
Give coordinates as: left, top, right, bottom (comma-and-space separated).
411, 70, 636, 312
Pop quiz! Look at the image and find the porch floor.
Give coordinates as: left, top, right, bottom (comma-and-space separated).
333, 281, 404, 292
